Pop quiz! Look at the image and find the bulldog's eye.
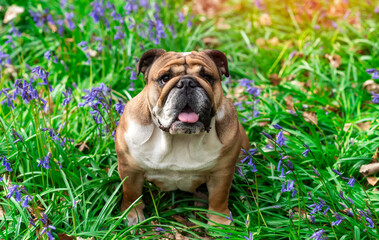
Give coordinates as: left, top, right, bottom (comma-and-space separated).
202, 73, 214, 84
159, 74, 170, 85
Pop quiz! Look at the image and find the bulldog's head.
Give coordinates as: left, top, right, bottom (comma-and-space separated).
136, 49, 229, 135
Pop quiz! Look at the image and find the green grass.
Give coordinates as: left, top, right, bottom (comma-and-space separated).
0, 0, 378, 239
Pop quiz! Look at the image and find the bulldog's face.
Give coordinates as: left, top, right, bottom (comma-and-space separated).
136, 49, 229, 135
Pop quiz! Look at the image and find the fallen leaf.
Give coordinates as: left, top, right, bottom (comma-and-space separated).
255, 38, 266, 47
360, 163, 379, 176
258, 121, 270, 127
192, 0, 226, 17
284, 95, 294, 111
57, 233, 75, 240
325, 54, 342, 68
85, 48, 98, 58
267, 37, 279, 46
0, 206, 4, 218
202, 36, 219, 46
357, 122, 371, 131
4, 5, 24, 23
216, 18, 230, 29
363, 80, 379, 93
372, 148, 378, 163
343, 123, 351, 132
76, 142, 89, 152
259, 13, 272, 26
303, 112, 318, 125
48, 23, 57, 32
269, 74, 283, 86
367, 176, 379, 186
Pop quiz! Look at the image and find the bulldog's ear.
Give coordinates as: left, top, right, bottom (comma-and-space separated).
136, 49, 166, 77
203, 49, 230, 77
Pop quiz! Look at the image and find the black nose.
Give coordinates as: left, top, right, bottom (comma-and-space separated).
176, 78, 199, 89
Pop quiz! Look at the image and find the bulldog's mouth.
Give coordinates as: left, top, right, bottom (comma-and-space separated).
177, 105, 199, 123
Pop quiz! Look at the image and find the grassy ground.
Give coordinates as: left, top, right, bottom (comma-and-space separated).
0, 0, 378, 239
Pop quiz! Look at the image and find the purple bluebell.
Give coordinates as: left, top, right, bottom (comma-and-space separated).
0, 50, 11, 67
252, 109, 259, 118
310, 215, 315, 224
44, 50, 52, 61
178, 12, 185, 23
65, 12, 75, 30
6, 185, 19, 199
29, 217, 36, 227
273, 124, 282, 129
78, 41, 88, 51
244, 232, 253, 240
348, 197, 354, 206
322, 206, 330, 215
246, 86, 261, 97
302, 148, 310, 157
312, 166, 319, 176
155, 227, 166, 232
332, 169, 342, 175
1, 155, 13, 172
12, 129, 23, 143
338, 190, 345, 200
89, 0, 105, 23
309, 229, 325, 240
347, 177, 355, 187
371, 93, 379, 104
62, 88, 73, 106
38, 152, 53, 169
130, 71, 137, 80
276, 130, 286, 147
279, 168, 285, 178
366, 217, 374, 228
240, 79, 254, 87
115, 100, 125, 115
261, 131, 273, 140
332, 213, 345, 226
22, 195, 32, 208
288, 50, 297, 60
0, 88, 15, 109
114, 26, 125, 40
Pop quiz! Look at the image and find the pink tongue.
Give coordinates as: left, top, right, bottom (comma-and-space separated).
178, 112, 199, 123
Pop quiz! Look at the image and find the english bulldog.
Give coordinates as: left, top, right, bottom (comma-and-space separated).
115, 49, 250, 226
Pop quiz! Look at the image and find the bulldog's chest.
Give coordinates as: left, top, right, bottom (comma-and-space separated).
124, 119, 223, 191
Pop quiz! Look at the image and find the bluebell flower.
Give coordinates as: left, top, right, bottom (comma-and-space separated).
348, 197, 354, 206
302, 148, 310, 157
312, 166, 319, 176
261, 131, 273, 140
332, 169, 342, 175
38, 152, 53, 169
78, 41, 88, 51
309, 229, 325, 240
155, 227, 166, 232
65, 12, 75, 30
12, 129, 23, 143
22, 195, 32, 208
178, 12, 184, 23
44, 50, 52, 61
1, 155, 13, 172
115, 100, 125, 115
252, 109, 259, 118
6, 185, 19, 199
338, 191, 345, 200
310, 215, 315, 224
371, 93, 379, 104
0, 88, 15, 109
276, 130, 286, 147
273, 124, 282, 129
89, 0, 105, 23
244, 232, 253, 240
347, 177, 355, 187
29, 217, 36, 227
246, 86, 260, 97
240, 78, 254, 87
62, 88, 73, 106
114, 26, 125, 40
332, 213, 345, 226
366, 217, 374, 228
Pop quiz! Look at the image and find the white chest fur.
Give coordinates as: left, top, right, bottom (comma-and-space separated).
124, 118, 223, 191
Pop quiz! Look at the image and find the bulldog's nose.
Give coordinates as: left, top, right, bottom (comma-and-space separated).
176, 78, 199, 89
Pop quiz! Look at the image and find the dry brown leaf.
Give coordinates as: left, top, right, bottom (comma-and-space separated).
258, 121, 270, 127
202, 37, 219, 46
76, 142, 89, 152
57, 233, 75, 240
367, 176, 379, 186
259, 13, 272, 26
269, 74, 283, 86
363, 80, 379, 93
227, 86, 248, 102
0, 206, 4, 218
284, 95, 294, 111
325, 54, 342, 68
86, 49, 98, 57
343, 123, 351, 132
192, 0, 226, 17
303, 112, 318, 125
4, 5, 24, 23
216, 18, 230, 29
48, 23, 57, 32
255, 38, 266, 47
267, 37, 279, 46
360, 163, 379, 176
357, 122, 371, 131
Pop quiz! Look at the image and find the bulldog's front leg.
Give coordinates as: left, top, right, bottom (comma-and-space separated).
206, 171, 234, 225
119, 169, 146, 226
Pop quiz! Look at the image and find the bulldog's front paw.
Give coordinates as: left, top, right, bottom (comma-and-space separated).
126, 207, 146, 226
207, 210, 232, 226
